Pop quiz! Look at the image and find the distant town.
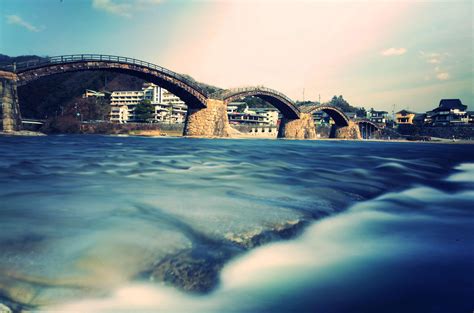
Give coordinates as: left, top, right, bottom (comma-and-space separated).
80, 82, 473, 139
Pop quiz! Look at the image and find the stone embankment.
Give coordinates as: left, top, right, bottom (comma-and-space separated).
0, 130, 45, 136
398, 124, 474, 140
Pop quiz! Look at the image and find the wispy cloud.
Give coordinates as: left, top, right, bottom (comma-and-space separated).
6, 15, 42, 32
92, 0, 162, 18
436, 72, 450, 80
420, 51, 451, 81
92, 0, 132, 18
381, 47, 407, 56
420, 51, 442, 64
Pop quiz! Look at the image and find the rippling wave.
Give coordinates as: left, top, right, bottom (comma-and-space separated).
0, 135, 473, 312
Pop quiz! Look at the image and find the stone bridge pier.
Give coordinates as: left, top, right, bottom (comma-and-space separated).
0, 71, 21, 132
330, 121, 361, 139
183, 99, 231, 137
277, 113, 317, 139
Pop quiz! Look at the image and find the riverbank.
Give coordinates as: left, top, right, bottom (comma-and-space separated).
3, 129, 474, 144
0, 130, 45, 136
128, 129, 183, 137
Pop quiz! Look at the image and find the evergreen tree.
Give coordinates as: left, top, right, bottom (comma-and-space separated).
135, 100, 154, 122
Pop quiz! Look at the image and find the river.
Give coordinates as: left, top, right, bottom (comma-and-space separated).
0, 135, 472, 312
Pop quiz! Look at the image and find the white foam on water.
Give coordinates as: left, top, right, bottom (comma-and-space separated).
447, 162, 474, 183
46, 183, 472, 313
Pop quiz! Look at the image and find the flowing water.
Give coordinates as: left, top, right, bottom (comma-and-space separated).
0, 135, 472, 312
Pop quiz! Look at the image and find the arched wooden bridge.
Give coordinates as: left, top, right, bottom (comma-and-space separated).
0, 54, 360, 139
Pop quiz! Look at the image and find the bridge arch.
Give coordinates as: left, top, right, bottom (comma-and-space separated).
356, 120, 381, 139
299, 105, 350, 127
10, 54, 209, 108
212, 86, 300, 119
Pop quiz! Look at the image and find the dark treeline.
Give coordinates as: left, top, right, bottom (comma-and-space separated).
297, 95, 367, 117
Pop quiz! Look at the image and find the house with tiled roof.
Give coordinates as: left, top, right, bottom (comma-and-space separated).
426, 99, 468, 126
395, 109, 417, 124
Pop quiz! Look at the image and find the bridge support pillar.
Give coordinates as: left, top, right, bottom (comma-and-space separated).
183, 99, 231, 137
0, 71, 21, 133
330, 121, 361, 139
278, 113, 316, 139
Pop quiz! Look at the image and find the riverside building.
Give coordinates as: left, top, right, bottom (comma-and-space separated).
426, 99, 468, 126
227, 104, 279, 126
109, 83, 187, 123
367, 109, 389, 125
395, 110, 417, 124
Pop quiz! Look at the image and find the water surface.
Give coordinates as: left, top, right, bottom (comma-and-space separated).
0, 135, 472, 312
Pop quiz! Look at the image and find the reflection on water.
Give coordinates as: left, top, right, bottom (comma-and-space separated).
0, 135, 473, 312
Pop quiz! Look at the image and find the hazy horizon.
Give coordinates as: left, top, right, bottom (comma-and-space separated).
1, 0, 472, 112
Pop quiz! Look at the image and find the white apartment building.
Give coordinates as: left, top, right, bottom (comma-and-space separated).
110, 90, 144, 122
228, 104, 279, 126
110, 106, 129, 124
109, 83, 187, 123
252, 108, 279, 126
154, 90, 187, 124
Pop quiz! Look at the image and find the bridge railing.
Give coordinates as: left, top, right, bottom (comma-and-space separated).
212, 86, 295, 105
1, 54, 207, 96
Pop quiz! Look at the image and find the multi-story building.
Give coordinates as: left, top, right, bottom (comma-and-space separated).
153, 101, 187, 124
142, 83, 162, 103
426, 99, 468, 126
367, 109, 389, 125
154, 89, 187, 123
109, 105, 129, 124
109, 83, 187, 123
110, 90, 144, 122
227, 105, 279, 126
252, 108, 279, 126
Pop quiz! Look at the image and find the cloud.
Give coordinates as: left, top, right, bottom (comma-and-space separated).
381, 48, 407, 56
92, 0, 132, 18
92, 0, 162, 18
420, 51, 451, 81
6, 15, 42, 32
420, 51, 442, 64
436, 72, 450, 80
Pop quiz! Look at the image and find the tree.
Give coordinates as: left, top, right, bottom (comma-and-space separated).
135, 100, 154, 122
296, 100, 319, 106
327, 95, 353, 112
356, 107, 367, 118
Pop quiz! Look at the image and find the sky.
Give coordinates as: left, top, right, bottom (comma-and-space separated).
0, 0, 472, 112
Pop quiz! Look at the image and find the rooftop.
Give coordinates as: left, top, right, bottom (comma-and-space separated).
433, 99, 467, 112
396, 109, 416, 115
